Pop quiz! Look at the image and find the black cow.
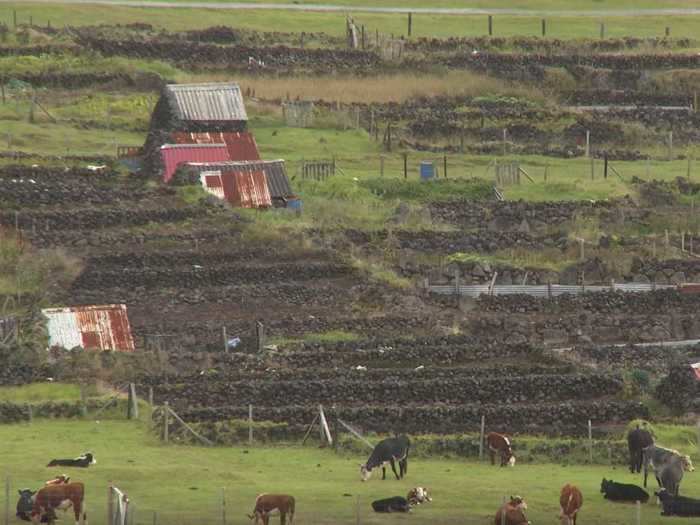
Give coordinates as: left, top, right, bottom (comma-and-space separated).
627, 425, 654, 473
656, 488, 700, 517
360, 436, 410, 481
46, 453, 96, 468
371, 496, 410, 513
600, 478, 649, 503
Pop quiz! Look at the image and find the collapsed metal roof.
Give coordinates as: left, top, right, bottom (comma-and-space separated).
164, 83, 248, 122
187, 160, 293, 199
171, 131, 260, 161
160, 143, 231, 183
42, 304, 135, 352
200, 170, 272, 209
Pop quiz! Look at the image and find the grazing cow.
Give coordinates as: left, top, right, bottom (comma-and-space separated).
486, 432, 516, 467
47, 453, 96, 468
247, 494, 295, 525
494, 496, 529, 525
407, 487, 431, 506
45, 475, 70, 486
600, 478, 649, 503
627, 425, 654, 473
656, 488, 700, 517
16, 489, 37, 522
371, 496, 410, 513
31, 482, 87, 525
643, 445, 694, 496
360, 435, 410, 481
559, 484, 583, 525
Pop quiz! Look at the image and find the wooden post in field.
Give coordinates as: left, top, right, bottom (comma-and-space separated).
694, 91, 698, 113
107, 483, 114, 525
603, 152, 608, 179
590, 156, 594, 180
585, 130, 590, 157
488, 15, 493, 36
221, 488, 227, 525
361, 25, 365, 49
600, 22, 605, 39
380, 155, 384, 177
248, 404, 253, 445
665, 26, 670, 37
479, 415, 485, 460
5, 476, 10, 525
407, 12, 412, 37
403, 152, 408, 180
588, 420, 593, 463
668, 131, 673, 160
502, 128, 507, 156
443, 155, 448, 179
541, 19, 546, 36
579, 238, 585, 261
635, 500, 641, 525
222, 326, 227, 353
163, 401, 169, 443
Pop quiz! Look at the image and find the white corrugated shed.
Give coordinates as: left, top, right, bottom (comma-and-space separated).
165, 83, 248, 122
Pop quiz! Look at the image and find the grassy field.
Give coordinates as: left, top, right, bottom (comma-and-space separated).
2, 3, 700, 38
0, 417, 699, 525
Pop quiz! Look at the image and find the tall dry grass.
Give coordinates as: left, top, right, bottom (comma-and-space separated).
182, 71, 547, 104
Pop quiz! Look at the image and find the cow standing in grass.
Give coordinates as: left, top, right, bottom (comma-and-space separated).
559, 484, 583, 525
360, 435, 410, 481
31, 482, 87, 525
247, 494, 295, 525
627, 425, 654, 473
486, 432, 516, 467
643, 445, 694, 497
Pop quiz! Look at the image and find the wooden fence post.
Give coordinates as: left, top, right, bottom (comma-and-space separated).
407, 12, 412, 37
600, 22, 605, 39
380, 155, 384, 177
590, 157, 594, 180
5, 476, 10, 525
635, 500, 641, 525
479, 415, 485, 460
443, 155, 448, 179
163, 401, 169, 443
222, 488, 227, 525
588, 419, 593, 463
488, 15, 493, 36
585, 130, 590, 157
403, 152, 408, 179
668, 131, 673, 160
222, 326, 227, 353
107, 484, 114, 525
248, 404, 253, 445
665, 26, 670, 37
541, 18, 546, 36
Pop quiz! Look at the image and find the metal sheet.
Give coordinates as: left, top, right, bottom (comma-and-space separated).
200, 171, 226, 200
42, 304, 135, 352
171, 132, 260, 161
230, 170, 272, 209
187, 159, 292, 199
165, 83, 248, 122
160, 144, 231, 183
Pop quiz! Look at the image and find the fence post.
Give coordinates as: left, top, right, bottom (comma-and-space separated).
256, 321, 265, 353
541, 18, 546, 36
163, 401, 169, 443
600, 22, 605, 39
665, 26, 670, 37
403, 152, 408, 180
148, 387, 154, 424
479, 415, 485, 461
222, 488, 227, 525
443, 155, 448, 179
488, 15, 493, 36
222, 326, 227, 353
590, 156, 594, 180
248, 404, 253, 445
380, 155, 384, 177
502, 128, 507, 156
668, 131, 673, 160
635, 500, 641, 525
588, 419, 593, 463
407, 12, 412, 37
5, 476, 9, 525
107, 483, 113, 525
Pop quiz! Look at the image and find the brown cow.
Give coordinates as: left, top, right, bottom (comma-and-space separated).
31, 482, 86, 525
494, 496, 529, 525
247, 494, 295, 525
559, 484, 583, 525
486, 432, 516, 467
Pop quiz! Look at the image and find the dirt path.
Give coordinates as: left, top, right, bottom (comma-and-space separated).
8, 0, 700, 17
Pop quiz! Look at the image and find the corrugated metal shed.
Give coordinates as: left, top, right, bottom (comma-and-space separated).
42, 304, 135, 352
160, 143, 231, 183
171, 131, 260, 161
187, 160, 293, 200
164, 83, 248, 123
199, 170, 272, 209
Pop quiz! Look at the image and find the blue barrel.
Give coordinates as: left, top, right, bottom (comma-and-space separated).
287, 198, 303, 211
420, 161, 435, 180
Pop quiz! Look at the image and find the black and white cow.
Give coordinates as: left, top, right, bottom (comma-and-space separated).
656, 488, 700, 516
627, 425, 654, 473
47, 453, 96, 468
643, 445, 694, 497
360, 436, 410, 481
371, 496, 410, 513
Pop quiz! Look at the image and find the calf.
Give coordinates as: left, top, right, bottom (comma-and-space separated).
656, 488, 700, 517
407, 487, 431, 506
559, 484, 583, 525
486, 432, 516, 467
47, 453, 96, 468
494, 496, 529, 525
371, 496, 410, 513
600, 478, 649, 503
360, 435, 410, 481
247, 494, 295, 525
627, 425, 654, 473
31, 482, 87, 525
16, 489, 36, 522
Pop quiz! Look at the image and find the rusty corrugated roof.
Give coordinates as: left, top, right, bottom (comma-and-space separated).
160, 143, 231, 183
187, 160, 292, 199
199, 170, 272, 209
171, 132, 260, 161
42, 304, 135, 352
164, 83, 248, 122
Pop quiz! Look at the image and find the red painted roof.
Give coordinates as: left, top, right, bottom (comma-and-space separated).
42, 304, 135, 352
199, 169, 272, 209
160, 144, 231, 183
171, 132, 260, 161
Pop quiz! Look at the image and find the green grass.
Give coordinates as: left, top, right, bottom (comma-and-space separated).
1, 418, 700, 524
270, 329, 360, 346
0, 382, 85, 402
3, 4, 700, 38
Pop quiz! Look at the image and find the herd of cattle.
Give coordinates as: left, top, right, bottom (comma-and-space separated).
12, 425, 700, 525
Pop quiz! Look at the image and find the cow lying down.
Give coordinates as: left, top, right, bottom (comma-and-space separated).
600, 479, 649, 503
495, 496, 529, 525
656, 488, 700, 517
47, 453, 96, 468
372, 488, 432, 513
